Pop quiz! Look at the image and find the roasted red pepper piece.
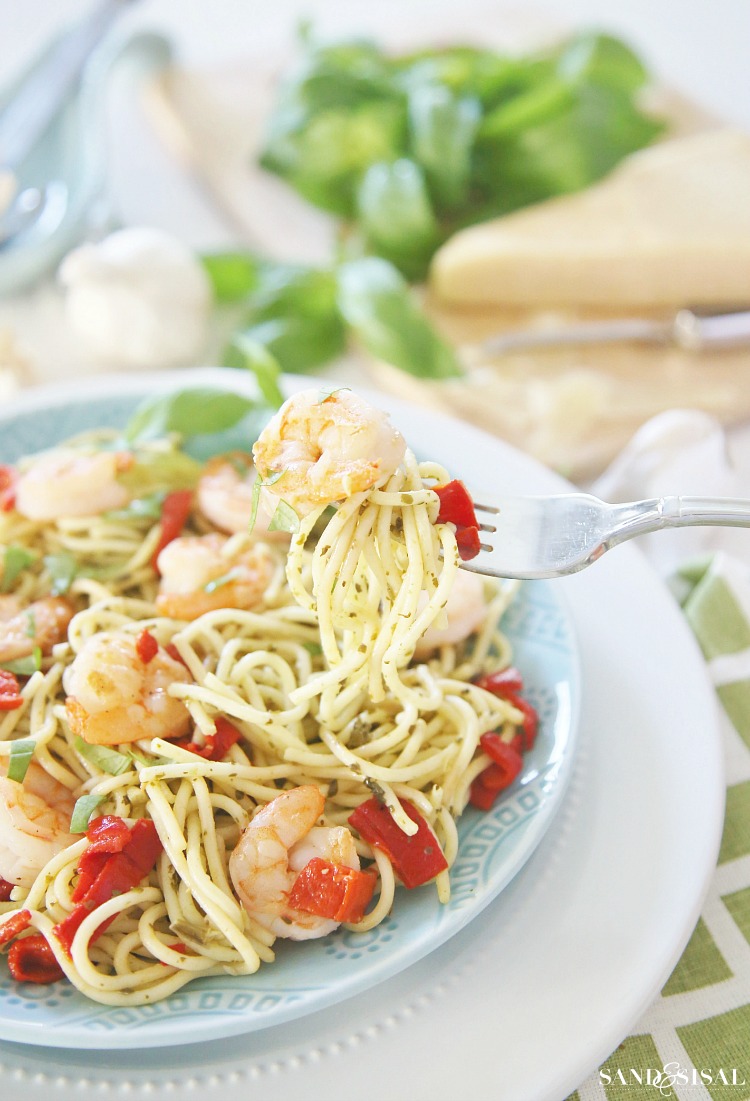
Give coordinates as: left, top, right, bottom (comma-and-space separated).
0, 909, 31, 946
175, 717, 242, 761
151, 489, 193, 571
288, 857, 377, 923
348, 798, 448, 889
54, 818, 162, 956
135, 628, 159, 664
0, 878, 15, 902
7, 934, 65, 984
434, 480, 479, 529
470, 743, 524, 810
434, 480, 481, 561
468, 776, 500, 811
478, 732, 524, 788
504, 693, 539, 751
474, 667, 524, 696
71, 816, 133, 903
165, 642, 189, 668
85, 815, 133, 853
0, 465, 17, 512
475, 667, 539, 750
0, 669, 23, 711
455, 524, 481, 561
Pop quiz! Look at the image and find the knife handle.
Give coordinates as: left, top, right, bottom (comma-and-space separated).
673, 309, 750, 351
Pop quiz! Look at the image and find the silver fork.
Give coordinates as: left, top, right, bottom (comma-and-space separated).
461, 493, 750, 579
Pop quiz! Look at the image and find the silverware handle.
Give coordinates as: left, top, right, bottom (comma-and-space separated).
0, 0, 131, 171
611, 496, 750, 542
674, 310, 750, 351
666, 496, 750, 526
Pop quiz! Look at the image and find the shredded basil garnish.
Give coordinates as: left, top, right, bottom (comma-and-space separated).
269, 500, 300, 534
203, 567, 243, 594
249, 469, 285, 532
7, 738, 35, 782
69, 793, 106, 833
1, 546, 37, 592
127, 748, 172, 767
105, 491, 167, 522
74, 736, 132, 776
43, 551, 78, 596
1, 648, 41, 676
318, 386, 351, 403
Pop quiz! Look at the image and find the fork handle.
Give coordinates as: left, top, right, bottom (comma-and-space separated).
611, 496, 750, 542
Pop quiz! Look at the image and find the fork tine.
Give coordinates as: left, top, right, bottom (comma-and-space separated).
473, 500, 499, 534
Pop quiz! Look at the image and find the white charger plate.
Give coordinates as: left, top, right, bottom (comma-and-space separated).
0, 371, 723, 1098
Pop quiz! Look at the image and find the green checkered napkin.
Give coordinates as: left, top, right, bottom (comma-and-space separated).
572, 553, 750, 1101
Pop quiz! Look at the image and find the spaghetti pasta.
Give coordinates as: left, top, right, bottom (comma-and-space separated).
0, 386, 534, 1007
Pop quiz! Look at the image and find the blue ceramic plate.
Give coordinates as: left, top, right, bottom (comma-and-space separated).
0, 370, 580, 1049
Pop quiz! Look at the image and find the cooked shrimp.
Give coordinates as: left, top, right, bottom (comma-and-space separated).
0, 761, 79, 888
413, 570, 487, 658
252, 389, 407, 516
155, 533, 274, 621
196, 452, 289, 540
0, 595, 74, 664
63, 632, 192, 746
14, 447, 133, 521
229, 785, 360, 940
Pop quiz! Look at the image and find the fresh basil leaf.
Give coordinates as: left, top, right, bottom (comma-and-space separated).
355, 159, 439, 281
479, 76, 574, 141
74, 736, 132, 776
201, 251, 262, 303
225, 265, 348, 376
1, 648, 41, 676
289, 39, 399, 113
302, 640, 323, 656
251, 265, 340, 322
125, 389, 267, 445
222, 336, 286, 407
407, 84, 481, 208
43, 552, 78, 596
260, 100, 407, 218
1, 546, 37, 592
336, 258, 462, 379
268, 500, 300, 534
70, 793, 106, 833
7, 738, 35, 782
231, 316, 346, 376
474, 81, 663, 207
556, 31, 650, 94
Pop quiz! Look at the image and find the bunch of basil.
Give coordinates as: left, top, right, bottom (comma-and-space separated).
204, 29, 662, 384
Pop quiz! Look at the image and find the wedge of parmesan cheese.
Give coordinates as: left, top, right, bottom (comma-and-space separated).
430, 129, 750, 308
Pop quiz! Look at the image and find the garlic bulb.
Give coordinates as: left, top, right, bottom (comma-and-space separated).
59, 227, 212, 370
